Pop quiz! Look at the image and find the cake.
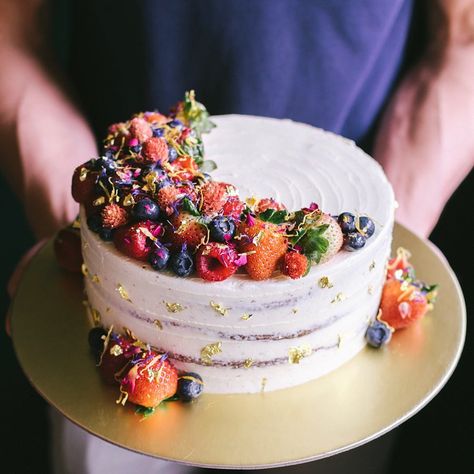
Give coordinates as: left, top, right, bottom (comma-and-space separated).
75, 93, 396, 396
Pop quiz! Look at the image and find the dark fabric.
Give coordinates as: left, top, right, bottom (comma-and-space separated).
65, 0, 413, 144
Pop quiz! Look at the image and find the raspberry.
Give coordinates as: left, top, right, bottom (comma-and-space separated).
222, 196, 245, 219
196, 242, 239, 282
113, 221, 161, 261
281, 252, 309, 279
256, 198, 286, 214
53, 226, 82, 272
101, 203, 128, 229
129, 117, 153, 143
200, 181, 236, 216
71, 166, 98, 204
141, 137, 169, 164
168, 212, 207, 250
157, 184, 197, 216
238, 219, 288, 280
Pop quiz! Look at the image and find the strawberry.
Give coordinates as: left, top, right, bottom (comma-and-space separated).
238, 219, 288, 280
101, 203, 128, 229
386, 247, 415, 281
317, 214, 344, 263
200, 181, 237, 216
53, 226, 83, 272
255, 198, 286, 214
168, 212, 207, 250
379, 280, 430, 330
169, 155, 199, 181
113, 221, 162, 261
71, 166, 98, 204
281, 252, 309, 279
141, 137, 169, 164
120, 353, 178, 408
196, 242, 239, 281
222, 196, 246, 219
129, 117, 153, 143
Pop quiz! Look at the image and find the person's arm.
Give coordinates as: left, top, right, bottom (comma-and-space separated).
374, 0, 474, 238
0, 0, 97, 239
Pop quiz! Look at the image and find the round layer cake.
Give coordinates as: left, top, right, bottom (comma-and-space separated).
82, 115, 395, 393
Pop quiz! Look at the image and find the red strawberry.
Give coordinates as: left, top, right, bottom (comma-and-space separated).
196, 242, 239, 281
101, 203, 128, 229
129, 117, 153, 143
379, 280, 430, 330
256, 198, 286, 214
53, 226, 83, 272
317, 213, 343, 263
168, 212, 207, 249
170, 155, 199, 181
113, 221, 161, 260
222, 196, 246, 219
200, 181, 236, 216
281, 252, 309, 279
120, 353, 178, 408
141, 137, 169, 164
386, 247, 414, 281
71, 166, 98, 204
238, 219, 288, 280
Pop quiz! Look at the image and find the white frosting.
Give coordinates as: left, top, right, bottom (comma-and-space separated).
81, 115, 395, 393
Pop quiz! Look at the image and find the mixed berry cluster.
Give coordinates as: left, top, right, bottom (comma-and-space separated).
71, 91, 376, 282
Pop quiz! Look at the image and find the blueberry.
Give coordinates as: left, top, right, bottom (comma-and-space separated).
209, 216, 235, 242
357, 216, 375, 238
344, 232, 366, 251
99, 227, 115, 241
365, 320, 392, 348
87, 214, 102, 233
170, 248, 194, 277
177, 372, 204, 401
104, 149, 115, 160
132, 198, 160, 221
97, 156, 117, 174
130, 144, 142, 154
168, 119, 183, 129
337, 212, 356, 234
168, 147, 178, 163
149, 244, 170, 271
152, 127, 165, 137
88, 327, 107, 357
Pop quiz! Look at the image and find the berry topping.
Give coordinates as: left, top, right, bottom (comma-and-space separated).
98, 332, 137, 385
129, 117, 153, 143
337, 212, 356, 234
141, 137, 169, 164
200, 181, 236, 216
101, 203, 128, 229
168, 147, 178, 163
177, 372, 204, 401
255, 198, 286, 214
196, 242, 239, 282
53, 226, 83, 272
170, 155, 199, 181
132, 197, 160, 221
209, 216, 236, 243
170, 247, 194, 277
98, 227, 115, 241
281, 252, 309, 279
87, 213, 103, 233
113, 221, 162, 261
357, 216, 375, 238
365, 319, 393, 348
96, 155, 117, 174
343, 232, 366, 251
168, 212, 207, 250
222, 196, 246, 219
148, 243, 170, 271
71, 166, 98, 204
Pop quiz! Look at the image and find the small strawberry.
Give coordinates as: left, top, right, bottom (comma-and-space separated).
169, 155, 199, 181
168, 212, 207, 249
113, 221, 162, 261
141, 137, 169, 164
53, 226, 83, 272
379, 280, 431, 330
120, 353, 178, 408
317, 214, 344, 263
222, 196, 246, 219
256, 198, 286, 214
101, 203, 128, 229
200, 181, 237, 216
238, 219, 288, 280
386, 247, 415, 281
196, 242, 239, 281
129, 117, 153, 143
281, 252, 309, 279
71, 166, 98, 204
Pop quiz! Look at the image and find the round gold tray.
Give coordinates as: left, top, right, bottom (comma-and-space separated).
10, 223, 466, 468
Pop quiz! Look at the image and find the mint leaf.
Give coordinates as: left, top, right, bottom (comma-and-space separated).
300, 226, 329, 263
258, 209, 288, 224
200, 159, 218, 173
182, 197, 200, 216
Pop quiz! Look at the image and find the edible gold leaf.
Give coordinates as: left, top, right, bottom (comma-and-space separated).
79, 167, 88, 182
90, 308, 101, 325
288, 344, 312, 364
116, 284, 132, 302
292, 308, 299, 314
91, 274, 100, 284
369, 261, 376, 271
165, 302, 184, 313
81, 263, 89, 277
318, 276, 333, 289
243, 359, 253, 369
241, 313, 253, 320
123, 194, 135, 207
368, 285, 374, 295
93, 196, 105, 206
210, 301, 229, 316
72, 218, 81, 229
200, 342, 222, 365
154, 319, 163, 330
110, 344, 123, 356
331, 292, 346, 304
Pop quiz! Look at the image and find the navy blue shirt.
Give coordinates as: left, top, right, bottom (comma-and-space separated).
63, 0, 412, 143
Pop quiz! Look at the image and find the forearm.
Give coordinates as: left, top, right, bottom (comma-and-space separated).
374, 0, 474, 237
0, 1, 97, 238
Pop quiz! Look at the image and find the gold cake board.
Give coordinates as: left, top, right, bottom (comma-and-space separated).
10, 223, 466, 469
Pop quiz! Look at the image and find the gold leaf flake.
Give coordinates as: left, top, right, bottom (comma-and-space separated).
90, 308, 101, 325
288, 344, 312, 364
368, 285, 374, 295
139, 226, 157, 241
369, 261, 376, 271
72, 218, 81, 229
81, 263, 89, 277
261, 377, 268, 393
123, 194, 135, 207
253, 230, 264, 246
318, 276, 333, 288
337, 334, 344, 348
91, 274, 100, 284
116, 284, 132, 302
93, 196, 105, 206
243, 359, 253, 369
154, 319, 163, 330
210, 301, 229, 316
110, 344, 123, 356
331, 292, 346, 304
165, 302, 184, 313
292, 308, 298, 314
241, 313, 253, 320
79, 167, 88, 182
200, 342, 222, 365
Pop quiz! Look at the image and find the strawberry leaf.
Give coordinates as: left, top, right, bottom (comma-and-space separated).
299, 225, 329, 263
258, 209, 288, 224
182, 197, 201, 216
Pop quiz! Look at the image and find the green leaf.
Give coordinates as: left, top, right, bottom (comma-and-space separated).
258, 209, 288, 224
182, 197, 201, 216
300, 226, 329, 263
182, 90, 216, 136
199, 159, 218, 173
